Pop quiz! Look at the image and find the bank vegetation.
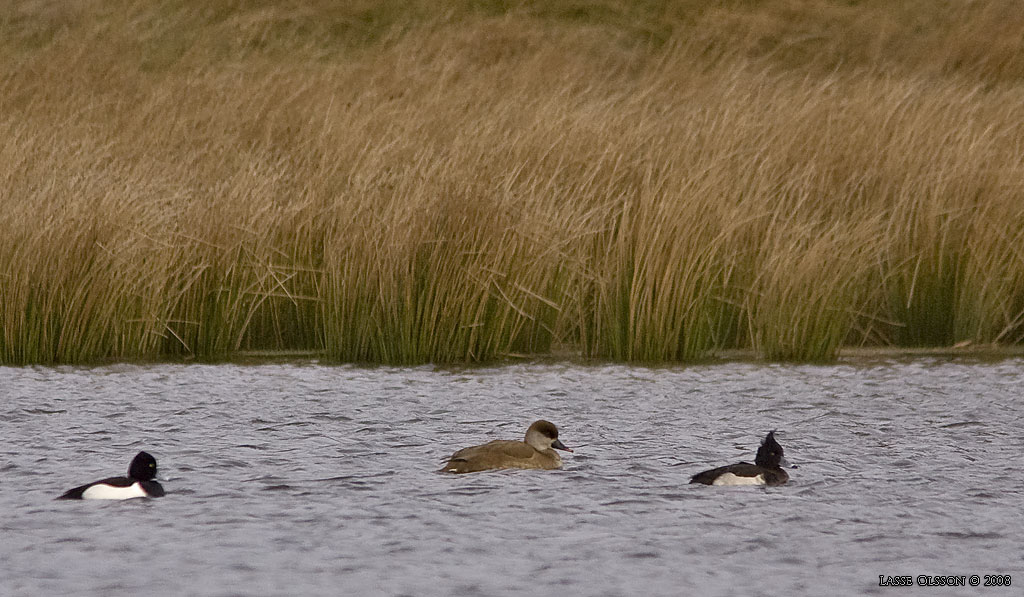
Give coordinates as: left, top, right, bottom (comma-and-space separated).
2, 0, 1024, 364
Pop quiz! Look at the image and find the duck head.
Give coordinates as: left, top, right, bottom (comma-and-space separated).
524, 420, 573, 453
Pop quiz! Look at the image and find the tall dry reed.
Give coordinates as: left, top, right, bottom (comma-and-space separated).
2, 1, 1024, 364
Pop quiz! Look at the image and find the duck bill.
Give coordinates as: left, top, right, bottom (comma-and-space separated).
552, 439, 573, 452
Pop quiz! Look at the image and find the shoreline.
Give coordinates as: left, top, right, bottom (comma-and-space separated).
6, 344, 1023, 368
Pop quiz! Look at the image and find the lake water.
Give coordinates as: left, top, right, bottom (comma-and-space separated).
1, 358, 1021, 596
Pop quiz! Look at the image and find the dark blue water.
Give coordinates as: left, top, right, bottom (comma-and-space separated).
1, 359, 1021, 596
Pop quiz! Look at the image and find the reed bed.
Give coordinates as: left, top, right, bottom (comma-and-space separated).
2, 0, 1024, 364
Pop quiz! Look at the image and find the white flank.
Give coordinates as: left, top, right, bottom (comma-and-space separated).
712, 473, 766, 486
81, 482, 148, 500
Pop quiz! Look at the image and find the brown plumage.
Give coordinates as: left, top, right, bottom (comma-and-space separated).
441, 420, 573, 474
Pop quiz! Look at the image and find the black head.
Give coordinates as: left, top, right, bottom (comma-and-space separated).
128, 451, 159, 481
754, 431, 785, 469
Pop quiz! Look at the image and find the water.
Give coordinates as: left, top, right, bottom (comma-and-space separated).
1, 358, 1021, 596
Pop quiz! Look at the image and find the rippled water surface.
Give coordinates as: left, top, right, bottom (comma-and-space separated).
2, 358, 1022, 596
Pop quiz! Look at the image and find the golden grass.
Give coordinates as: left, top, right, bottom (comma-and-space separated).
2, 0, 1024, 364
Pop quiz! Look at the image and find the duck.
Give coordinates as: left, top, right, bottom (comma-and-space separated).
57, 451, 166, 500
441, 420, 573, 473
689, 431, 790, 486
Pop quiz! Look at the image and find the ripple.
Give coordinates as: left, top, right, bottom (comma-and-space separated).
1, 359, 1022, 596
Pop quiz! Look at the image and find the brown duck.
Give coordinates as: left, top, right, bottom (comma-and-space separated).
441, 420, 573, 473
